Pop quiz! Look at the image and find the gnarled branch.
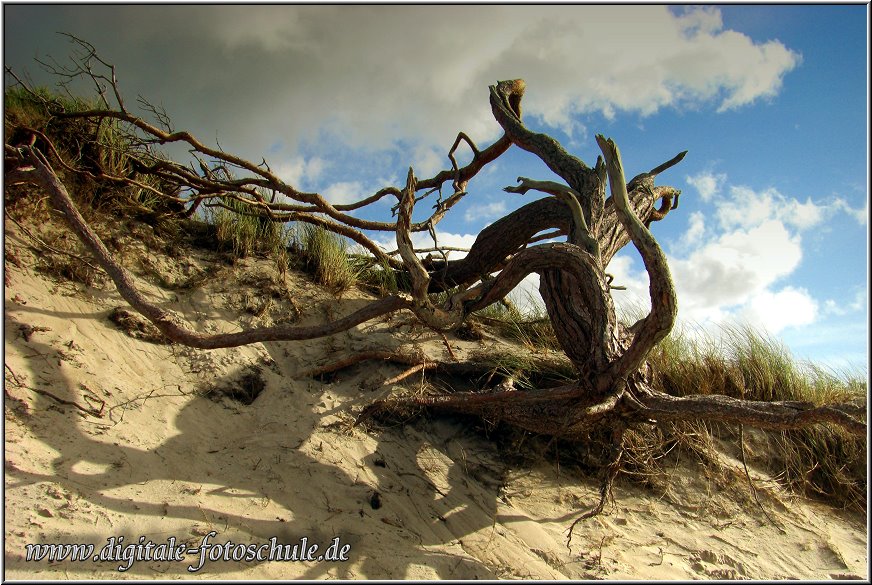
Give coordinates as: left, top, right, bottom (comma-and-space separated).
8, 145, 410, 348
596, 135, 677, 384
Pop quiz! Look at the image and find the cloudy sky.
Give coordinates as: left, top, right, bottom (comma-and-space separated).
4, 5, 868, 372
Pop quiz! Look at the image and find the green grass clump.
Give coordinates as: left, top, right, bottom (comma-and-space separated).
5, 86, 174, 218
297, 223, 360, 295
213, 195, 289, 263
648, 323, 865, 405
355, 257, 400, 296
4, 85, 93, 130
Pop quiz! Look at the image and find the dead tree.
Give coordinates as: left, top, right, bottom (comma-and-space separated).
5, 37, 865, 525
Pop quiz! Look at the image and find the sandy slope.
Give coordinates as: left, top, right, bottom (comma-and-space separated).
3, 217, 868, 580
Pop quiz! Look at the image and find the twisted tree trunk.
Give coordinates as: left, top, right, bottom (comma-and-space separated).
363, 81, 864, 444
367, 81, 659, 432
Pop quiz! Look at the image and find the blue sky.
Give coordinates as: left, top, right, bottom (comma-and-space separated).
4, 5, 868, 372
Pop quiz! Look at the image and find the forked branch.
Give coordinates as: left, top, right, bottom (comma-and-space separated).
504, 176, 600, 257
394, 168, 474, 331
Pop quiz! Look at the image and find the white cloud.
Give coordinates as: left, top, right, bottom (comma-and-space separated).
506, 274, 542, 314
606, 216, 810, 333
672, 219, 803, 316
736, 286, 818, 334
849, 289, 867, 312
678, 211, 706, 248
715, 39, 802, 112
321, 181, 364, 206
370, 230, 479, 259
686, 171, 726, 202
604, 254, 651, 321
824, 299, 846, 316
676, 5, 723, 37
824, 289, 867, 317
9, 6, 800, 165
273, 156, 326, 187
411, 145, 446, 179
464, 201, 508, 223
625, 174, 867, 340
831, 197, 868, 225
411, 231, 479, 257
717, 186, 864, 232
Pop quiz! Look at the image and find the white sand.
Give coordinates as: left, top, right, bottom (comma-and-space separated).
3, 218, 867, 579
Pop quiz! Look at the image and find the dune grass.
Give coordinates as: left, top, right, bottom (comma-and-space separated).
296, 223, 361, 295
354, 257, 401, 296
5, 86, 171, 216
469, 300, 866, 508
649, 322, 865, 405
212, 195, 289, 264
647, 322, 866, 508
472, 294, 562, 352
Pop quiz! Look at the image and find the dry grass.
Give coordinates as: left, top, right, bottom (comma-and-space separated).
472, 295, 562, 352
469, 303, 866, 509
5, 86, 176, 219
467, 348, 576, 390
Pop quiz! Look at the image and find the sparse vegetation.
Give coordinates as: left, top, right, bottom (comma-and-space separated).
462, 299, 866, 508
646, 322, 866, 508
472, 295, 561, 352
467, 348, 576, 390
5, 86, 175, 218
355, 257, 401, 296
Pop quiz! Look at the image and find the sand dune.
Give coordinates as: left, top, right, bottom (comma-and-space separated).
3, 217, 867, 580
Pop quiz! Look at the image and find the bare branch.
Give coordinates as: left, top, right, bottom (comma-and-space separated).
11, 145, 411, 348
644, 150, 688, 179
504, 176, 599, 256
489, 80, 590, 180
395, 168, 468, 331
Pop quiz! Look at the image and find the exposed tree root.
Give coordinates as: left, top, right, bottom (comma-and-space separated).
301, 350, 515, 385
566, 425, 624, 550
363, 381, 865, 439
